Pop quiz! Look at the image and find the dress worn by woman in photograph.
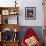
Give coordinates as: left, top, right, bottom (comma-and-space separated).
21, 28, 41, 46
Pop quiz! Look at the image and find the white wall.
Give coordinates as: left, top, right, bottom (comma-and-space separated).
0, 0, 43, 26
18, 0, 44, 26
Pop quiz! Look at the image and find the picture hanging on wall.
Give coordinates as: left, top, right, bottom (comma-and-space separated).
25, 7, 36, 20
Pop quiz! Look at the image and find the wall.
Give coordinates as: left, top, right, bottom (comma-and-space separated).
0, 0, 44, 26
18, 0, 43, 26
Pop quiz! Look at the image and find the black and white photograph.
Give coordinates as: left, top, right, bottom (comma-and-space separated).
25, 7, 36, 20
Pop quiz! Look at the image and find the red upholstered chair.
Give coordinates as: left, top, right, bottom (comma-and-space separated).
21, 28, 41, 46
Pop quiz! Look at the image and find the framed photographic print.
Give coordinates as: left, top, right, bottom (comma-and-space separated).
2, 16, 8, 24
8, 16, 18, 24
1, 28, 13, 41
2, 10, 9, 15
25, 7, 36, 20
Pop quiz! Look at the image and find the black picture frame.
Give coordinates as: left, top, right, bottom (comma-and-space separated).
25, 7, 36, 20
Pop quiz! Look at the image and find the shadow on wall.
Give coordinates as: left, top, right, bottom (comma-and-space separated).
18, 26, 43, 44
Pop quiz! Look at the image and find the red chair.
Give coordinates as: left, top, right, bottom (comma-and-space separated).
21, 28, 41, 46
